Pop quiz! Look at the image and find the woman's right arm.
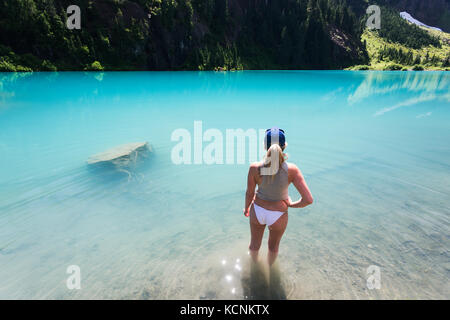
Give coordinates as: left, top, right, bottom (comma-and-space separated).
288, 164, 313, 208
243, 164, 258, 217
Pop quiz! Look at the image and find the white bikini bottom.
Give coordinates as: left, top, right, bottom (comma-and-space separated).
253, 203, 285, 226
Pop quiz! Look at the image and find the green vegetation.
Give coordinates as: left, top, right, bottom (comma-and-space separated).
0, 44, 58, 72
0, 0, 149, 71
346, 4, 449, 71
86, 61, 104, 71
358, 26, 450, 71
377, 7, 441, 49
0, 0, 448, 71
0, 0, 369, 71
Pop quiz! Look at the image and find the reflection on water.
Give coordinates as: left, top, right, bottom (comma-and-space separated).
0, 71, 449, 299
347, 72, 449, 117
348, 71, 449, 105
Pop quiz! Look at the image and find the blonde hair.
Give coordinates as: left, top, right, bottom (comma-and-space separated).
261, 143, 287, 177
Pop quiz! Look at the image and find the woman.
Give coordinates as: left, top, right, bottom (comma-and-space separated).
243, 128, 313, 266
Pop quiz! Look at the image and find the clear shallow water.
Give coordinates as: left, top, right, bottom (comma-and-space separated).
0, 71, 449, 299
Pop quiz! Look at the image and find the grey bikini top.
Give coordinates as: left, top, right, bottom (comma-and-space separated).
256, 162, 289, 201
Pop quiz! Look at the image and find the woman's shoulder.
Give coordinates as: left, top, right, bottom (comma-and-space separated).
249, 161, 263, 169
249, 161, 262, 174
286, 162, 298, 170
286, 162, 301, 178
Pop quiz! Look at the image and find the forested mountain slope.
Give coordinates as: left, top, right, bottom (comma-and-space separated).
0, 0, 448, 71
351, 5, 450, 71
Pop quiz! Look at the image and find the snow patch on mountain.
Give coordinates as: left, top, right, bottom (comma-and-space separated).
400, 12, 442, 32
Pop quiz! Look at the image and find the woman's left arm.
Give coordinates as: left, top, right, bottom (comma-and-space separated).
243, 164, 258, 217
286, 164, 313, 209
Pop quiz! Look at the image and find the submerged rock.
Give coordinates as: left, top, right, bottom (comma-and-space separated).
87, 142, 150, 167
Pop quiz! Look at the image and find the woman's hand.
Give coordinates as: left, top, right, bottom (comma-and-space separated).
243, 208, 250, 217
283, 196, 293, 208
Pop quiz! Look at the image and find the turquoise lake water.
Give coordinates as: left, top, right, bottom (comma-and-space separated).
0, 71, 449, 299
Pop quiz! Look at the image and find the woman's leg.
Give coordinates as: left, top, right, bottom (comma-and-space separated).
267, 213, 288, 265
249, 204, 265, 262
